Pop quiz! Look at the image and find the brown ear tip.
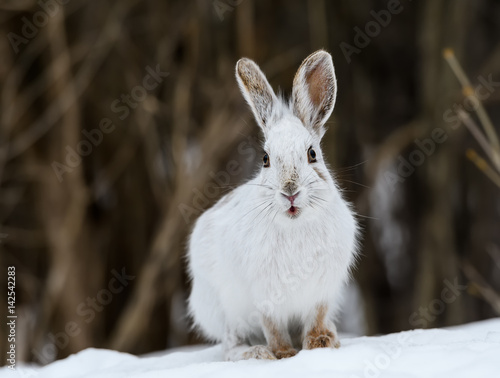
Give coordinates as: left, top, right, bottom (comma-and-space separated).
312, 50, 333, 63
237, 57, 251, 65
236, 57, 255, 73
298, 50, 334, 72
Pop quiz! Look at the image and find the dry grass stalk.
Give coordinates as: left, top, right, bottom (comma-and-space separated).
443, 48, 500, 171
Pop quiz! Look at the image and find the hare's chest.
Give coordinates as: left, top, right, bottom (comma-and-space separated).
246, 227, 337, 289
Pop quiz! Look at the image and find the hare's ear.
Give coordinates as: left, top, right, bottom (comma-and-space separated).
236, 58, 278, 134
292, 50, 337, 139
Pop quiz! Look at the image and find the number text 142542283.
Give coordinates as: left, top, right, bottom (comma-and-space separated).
7, 266, 16, 370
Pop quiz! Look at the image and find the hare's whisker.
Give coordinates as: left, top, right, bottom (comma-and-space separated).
238, 198, 273, 222
338, 179, 370, 189
355, 214, 379, 221
336, 160, 368, 172
249, 202, 273, 224
245, 183, 274, 190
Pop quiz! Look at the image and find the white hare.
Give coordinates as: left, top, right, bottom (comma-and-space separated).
187, 50, 359, 361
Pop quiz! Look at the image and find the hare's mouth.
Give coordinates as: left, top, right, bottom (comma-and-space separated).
287, 206, 299, 217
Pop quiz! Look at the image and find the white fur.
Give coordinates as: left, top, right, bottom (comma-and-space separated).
187, 50, 359, 360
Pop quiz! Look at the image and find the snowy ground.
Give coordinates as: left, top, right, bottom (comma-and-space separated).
3, 318, 499, 378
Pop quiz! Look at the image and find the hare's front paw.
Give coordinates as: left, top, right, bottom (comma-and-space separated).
272, 346, 297, 359
303, 329, 340, 350
241, 345, 277, 360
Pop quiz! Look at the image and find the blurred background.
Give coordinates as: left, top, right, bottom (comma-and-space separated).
1, 0, 500, 365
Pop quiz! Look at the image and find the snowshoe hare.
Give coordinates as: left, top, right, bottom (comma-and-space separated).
187, 50, 359, 361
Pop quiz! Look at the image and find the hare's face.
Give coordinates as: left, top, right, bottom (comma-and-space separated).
236, 50, 337, 219
260, 116, 331, 218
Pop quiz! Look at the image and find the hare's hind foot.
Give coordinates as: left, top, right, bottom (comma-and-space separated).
225, 344, 277, 361
241, 345, 277, 360
224, 329, 277, 361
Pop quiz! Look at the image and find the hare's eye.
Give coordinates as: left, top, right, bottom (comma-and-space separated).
263, 153, 270, 168
308, 147, 317, 163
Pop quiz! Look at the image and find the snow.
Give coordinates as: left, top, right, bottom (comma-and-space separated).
3, 318, 499, 378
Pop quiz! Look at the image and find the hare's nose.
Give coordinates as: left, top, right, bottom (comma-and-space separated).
281, 191, 300, 205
